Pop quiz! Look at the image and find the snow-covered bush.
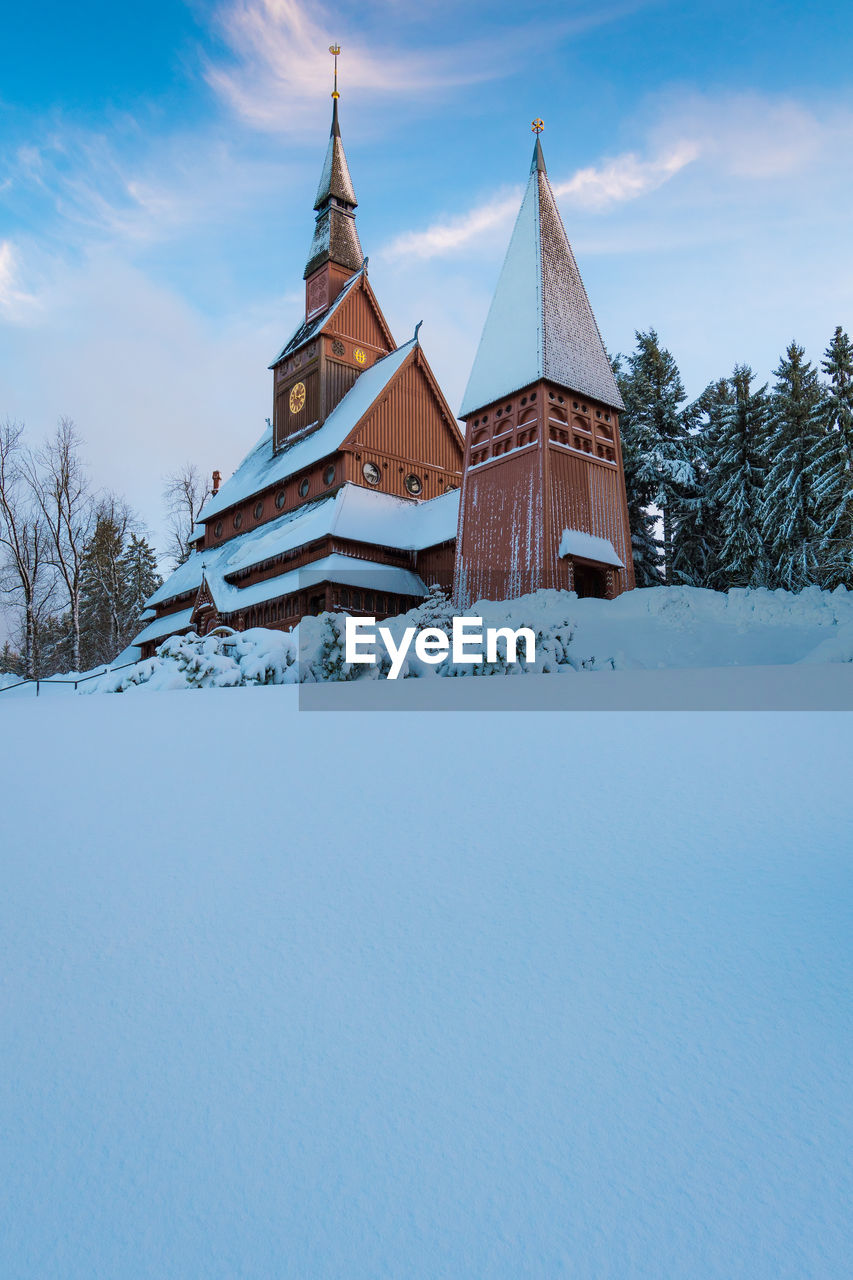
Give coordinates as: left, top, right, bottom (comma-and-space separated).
79, 583, 853, 693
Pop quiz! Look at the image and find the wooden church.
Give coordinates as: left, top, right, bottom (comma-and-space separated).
132, 77, 633, 659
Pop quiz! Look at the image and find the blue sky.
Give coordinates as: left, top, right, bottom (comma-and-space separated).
2, 0, 852, 546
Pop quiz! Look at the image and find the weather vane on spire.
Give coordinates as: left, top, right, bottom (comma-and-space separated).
330, 45, 341, 99
531, 118, 544, 134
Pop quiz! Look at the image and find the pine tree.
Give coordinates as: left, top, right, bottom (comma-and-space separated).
80, 507, 126, 668
0, 639, 20, 675
78, 500, 160, 667
612, 352, 661, 585
761, 341, 823, 589
712, 365, 769, 589
807, 327, 853, 588
616, 331, 694, 586
118, 534, 161, 646
670, 380, 728, 588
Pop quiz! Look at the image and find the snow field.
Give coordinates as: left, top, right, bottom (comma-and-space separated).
0, 690, 851, 1278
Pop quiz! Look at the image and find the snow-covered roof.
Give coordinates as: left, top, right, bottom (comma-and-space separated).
270, 265, 364, 367
214, 554, 426, 613
559, 529, 624, 568
133, 607, 195, 646
146, 483, 457, 615
200, 339, 417, 522
460, 143, 623, 417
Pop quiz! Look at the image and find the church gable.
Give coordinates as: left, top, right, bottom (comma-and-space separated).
325, 275, 395, 357
344, 346, 464, 477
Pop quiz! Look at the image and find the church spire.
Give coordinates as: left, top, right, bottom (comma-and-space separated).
304, 47, 363, 280
460, 119, 623, 416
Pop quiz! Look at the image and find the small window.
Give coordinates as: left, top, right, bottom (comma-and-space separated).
275, 490, 286, 510
233, 511, 242, 530
214, 520, 223, 539
254, 500, 264, 520
323, 464, 336, 486
405, 474, 423, 496
363, 461, 381, 485
299, 477, 310, 498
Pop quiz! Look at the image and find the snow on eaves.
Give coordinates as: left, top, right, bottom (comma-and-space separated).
133, 607, 195, 647
141, 482, 455, 628
214, 554, 426, 614
199, 339, 416, 523
559, 529, 624, 568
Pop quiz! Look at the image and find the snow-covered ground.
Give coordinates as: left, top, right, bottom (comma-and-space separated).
1, 686, 851, 1278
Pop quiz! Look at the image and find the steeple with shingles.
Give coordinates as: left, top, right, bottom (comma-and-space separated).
460, 136, 623, 416
304, 96, 363, 280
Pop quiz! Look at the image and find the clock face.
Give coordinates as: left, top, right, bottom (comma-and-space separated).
289, 381, 306, 414
353, 348, 366, 365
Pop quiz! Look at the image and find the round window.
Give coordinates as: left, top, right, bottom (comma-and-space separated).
254, 500, 264, 520
275, 490, 286, 510
214, 520, 223, 538
323, 464, 336, 487
299, 477, 310, 498
362, 461, 381, 485
405, 474, 423, 496
233, 511, 242, 530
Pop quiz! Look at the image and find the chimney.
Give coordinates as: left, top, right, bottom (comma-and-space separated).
212, 469, 221, 496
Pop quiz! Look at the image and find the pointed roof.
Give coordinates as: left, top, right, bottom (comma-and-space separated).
460, 137, 623, 416
304, 98, 363, 279
313, 99, 357, 210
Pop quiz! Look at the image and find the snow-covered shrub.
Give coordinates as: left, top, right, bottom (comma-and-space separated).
79, 582, 853, 692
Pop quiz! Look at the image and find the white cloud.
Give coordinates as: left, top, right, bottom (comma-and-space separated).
204, 0, 492, 133
204, 0, 642, 134
382, 191, 522, 262
0, 241, 41, 323
382, 143, 699, 261
552, 143, 700, 209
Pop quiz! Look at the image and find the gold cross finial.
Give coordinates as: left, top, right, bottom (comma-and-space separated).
531, 118, 544, 134
330, 45, 341, 99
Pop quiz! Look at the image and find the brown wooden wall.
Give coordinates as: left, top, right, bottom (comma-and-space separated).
329, 287, 393, 354
352, 359, 462, 472
454, 380, 635, 605
455, 446, 544, 606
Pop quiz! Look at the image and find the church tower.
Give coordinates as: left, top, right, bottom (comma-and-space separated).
269, 52, 397, 453
453, 125, 635, 606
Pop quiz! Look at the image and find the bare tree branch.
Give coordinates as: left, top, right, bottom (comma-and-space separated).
0, 419, 54, 678
163, 462, 211, 567
24, 417, 95, 672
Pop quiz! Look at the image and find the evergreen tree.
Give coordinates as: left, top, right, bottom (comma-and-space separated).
80, 506, 126, 668
712, 365, 769, 589
79, 499, 160, 667
118, 533, 161, 645
616, 331, 694, 586
670, 380, 729, 588
0, 639, 21, 675
612, 352, 661, 586
807, 327, 853, 588
761, 341, 823, 589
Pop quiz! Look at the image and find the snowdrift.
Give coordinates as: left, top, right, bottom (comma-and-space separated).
82, 584, 853, 693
